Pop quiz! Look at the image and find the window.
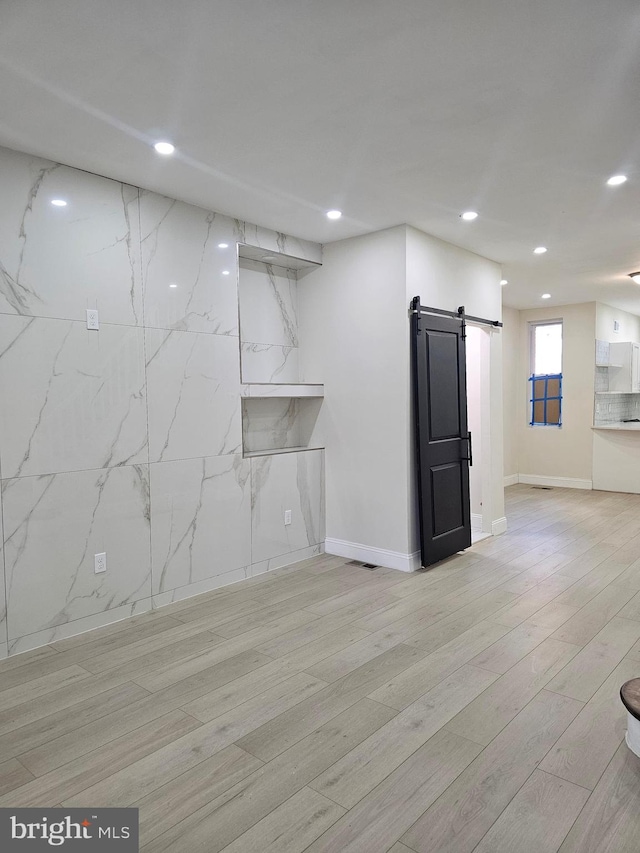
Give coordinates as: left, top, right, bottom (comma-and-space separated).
529, 321, 562, 426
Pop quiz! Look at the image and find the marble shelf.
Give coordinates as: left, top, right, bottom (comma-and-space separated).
244, 445, 325, 458
241, 383, 324, 398
592, 423, 640, 431
594, 390, 639, 395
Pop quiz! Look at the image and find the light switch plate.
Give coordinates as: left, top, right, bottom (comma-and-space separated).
86, 309, 99, 330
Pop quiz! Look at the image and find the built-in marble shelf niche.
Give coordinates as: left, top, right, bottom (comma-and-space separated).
242, 397, 323, 456
238, 245, 323, 456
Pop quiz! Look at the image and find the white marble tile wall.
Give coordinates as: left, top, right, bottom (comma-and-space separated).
145, 329, 242, 462
140, 194, 239, 335
149, 454, 251, 596
251, 449, 325, 563
0, 143, 323, 657
0, 147, 142, 325
239, 259, 301, 382
0, 316, 147, 477
243, 399, 303, 453
235, 222, 321, 266
2, 465, 152, 647
241, 342, 300, 383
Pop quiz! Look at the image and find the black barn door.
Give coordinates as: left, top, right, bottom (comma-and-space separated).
411, 302, 472, 567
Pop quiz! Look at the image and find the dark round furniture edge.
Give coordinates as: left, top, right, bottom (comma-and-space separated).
620, 678, 640, 722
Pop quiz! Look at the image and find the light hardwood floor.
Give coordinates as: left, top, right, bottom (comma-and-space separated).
2, 484, 640, 851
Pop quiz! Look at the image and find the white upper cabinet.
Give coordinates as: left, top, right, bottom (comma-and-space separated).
609, 342, 640, 393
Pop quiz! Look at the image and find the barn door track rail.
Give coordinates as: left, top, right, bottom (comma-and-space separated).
410, 296, 503, 337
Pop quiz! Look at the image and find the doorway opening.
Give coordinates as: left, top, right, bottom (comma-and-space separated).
465, 324, 492, 544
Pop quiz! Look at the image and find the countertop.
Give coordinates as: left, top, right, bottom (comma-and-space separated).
592, 422, 640, 431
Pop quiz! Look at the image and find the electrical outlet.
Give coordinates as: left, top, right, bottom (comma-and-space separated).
284, 509, 292, 525
86, 309, 99, 330
94, 552, 107, 574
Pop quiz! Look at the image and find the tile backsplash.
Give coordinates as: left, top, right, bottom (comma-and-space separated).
595, 339, 610, 366
595, 365, 609, 393
594, 392, 640, 424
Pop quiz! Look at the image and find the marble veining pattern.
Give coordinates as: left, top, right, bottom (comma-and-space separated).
0, 144, 324, 655
150, 454, 251, 594
243, 399, 302, 453
145, 328, 242, 462
251, 450, 325, 563
2, 465, 152, 639
239, 260, 299, 349
234, 220, 322, 265
0, 316, 148, 478
240, 342, 300, 383
140, 193, 239, 335
0, 147, 142, 326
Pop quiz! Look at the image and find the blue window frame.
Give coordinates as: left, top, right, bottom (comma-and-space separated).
529, 373, 562, 426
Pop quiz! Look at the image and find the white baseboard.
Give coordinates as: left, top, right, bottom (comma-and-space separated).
471, 513, 483, 531
492, 516, 508, 536
503, 473, 519, 487
324, 538, 420, 572
518, 474, 593, 490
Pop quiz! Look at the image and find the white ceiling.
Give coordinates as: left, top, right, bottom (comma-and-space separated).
2, 0, 640, 312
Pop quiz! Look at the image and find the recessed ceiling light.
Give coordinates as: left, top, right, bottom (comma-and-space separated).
541, 293, 551, 299
628, 272, 640, 283
533, 246, 548, 254
326, 210, 342, 220
217, 243, 229, 249
222, 270, 230, 276
500, 279, 508, 285
169, 283, 178, 288
153, 141, 175, 155
607, 174, 627, 186
51, 199, 67, 207
461, 211, 478, 221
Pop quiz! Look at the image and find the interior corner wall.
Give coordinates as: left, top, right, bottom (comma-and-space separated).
297, 223, 504, 571
595, 301, 640, 343
501, 305, 520, 480
517, 302, 596, 486
297, 226, 411, 567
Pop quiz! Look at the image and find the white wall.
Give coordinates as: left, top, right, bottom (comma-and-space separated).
298, 226, 409, 563
0, 144, 323, 658
501, 305, 520, 481
516, 302, 596, 486
466, 326, 484, 520
298, 223, 504, 570
596, 302, 640, 343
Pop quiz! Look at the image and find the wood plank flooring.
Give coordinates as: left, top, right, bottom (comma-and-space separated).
2, 483, 640, 851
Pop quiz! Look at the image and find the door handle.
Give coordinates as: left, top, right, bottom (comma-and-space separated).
460, 432, 473, 466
